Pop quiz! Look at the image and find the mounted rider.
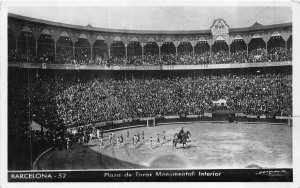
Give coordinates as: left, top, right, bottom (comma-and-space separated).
178, 127, 184, 139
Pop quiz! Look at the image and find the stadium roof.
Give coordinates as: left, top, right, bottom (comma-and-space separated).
8, 13, 292, 35
9, 7, 292, 29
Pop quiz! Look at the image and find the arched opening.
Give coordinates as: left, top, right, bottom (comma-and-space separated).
177, 42, 193, 65
161, 42, 176, 65
268, 36, 286, 62
17, 30, 36, 63
144, 42, 160, 65
38, 33, 55, 63
110, 41, 125, 58
93, 39, 108, 65
230, 39, 247, 63
161, 42, 176, 55
56, 34, 73, 64
75, 37, 91, 65
194, 41, 210, 64
178, 42, 193, 55
127, 41, 142, 57
195, 41, 210, 54
248, 37, 266, 63
144, 42, 159, 55
127, 41, 142, 65
212, 39, 229, 64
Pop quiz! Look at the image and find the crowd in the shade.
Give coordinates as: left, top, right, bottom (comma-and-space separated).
8, 42, 292, 66
9, 71, 292, 128
8, 69, 292, 170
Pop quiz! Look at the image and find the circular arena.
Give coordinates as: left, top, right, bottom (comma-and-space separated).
36, 121, 292, 170
7, 7, 292, 171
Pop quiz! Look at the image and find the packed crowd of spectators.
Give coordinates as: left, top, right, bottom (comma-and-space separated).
8, 69, 292, 169
8, 49, 35, 63
8, 44, 292, 66
211, 51, 231, 64
248, 48, 268, 63
38, 48, 55, 63
268, 47, 288, 62
230, 50, 248, 64
56, 46, 74, 64
75, 47, 91, 65
9, 71, 292, 128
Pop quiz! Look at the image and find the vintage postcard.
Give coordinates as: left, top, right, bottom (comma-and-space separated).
0, 0, 299, 187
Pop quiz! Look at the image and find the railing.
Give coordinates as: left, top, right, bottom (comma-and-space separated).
68, 114, 292, 133
8, 61, 292, 70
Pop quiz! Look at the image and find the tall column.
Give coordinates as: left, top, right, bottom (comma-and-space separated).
140, 42, 146, 56
246, 44, 249, 57
285, 41, 288, 57
228, 44, 231, 58
72, 43, 75, 59
16, 38, 18, 50
157, 42, 162, 61
90, 44, 93, 61
191, 41, 196, 58
108, 44, 111, 58
125, 44, 128, 60
174, 41, 179, 57
210, 45, 212, 55
159, 46, 161, 60
35, 41, 38, 58
192, 46, 195, 58
54, 42, 57, 61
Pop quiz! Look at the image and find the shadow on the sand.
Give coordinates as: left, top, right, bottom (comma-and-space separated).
36, 143, 145, 170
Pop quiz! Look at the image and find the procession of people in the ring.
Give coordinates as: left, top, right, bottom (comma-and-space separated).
78, 127, 191, 150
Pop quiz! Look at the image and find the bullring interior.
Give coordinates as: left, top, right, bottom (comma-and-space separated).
7, 12, 292, 170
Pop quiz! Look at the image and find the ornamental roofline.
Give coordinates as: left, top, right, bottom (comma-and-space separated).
8, 13, 292, 35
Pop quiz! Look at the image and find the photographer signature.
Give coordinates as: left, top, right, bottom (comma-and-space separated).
255, 170, 288, 176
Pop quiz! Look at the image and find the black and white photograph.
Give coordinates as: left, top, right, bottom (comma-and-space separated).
0, 0, 299, 185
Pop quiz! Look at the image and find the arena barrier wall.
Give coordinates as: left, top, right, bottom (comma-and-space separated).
32, 147, 54, 170
8, 61, 292, 70
79, 115, 292, 132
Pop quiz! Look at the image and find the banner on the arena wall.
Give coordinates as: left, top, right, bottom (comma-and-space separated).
116, 65, 162, 70
203, 112, 212, 117
187, 115, 199, 118
75, 65, 108, 70
164, 115, 180, 119
163, 64, 214, 70
229, 61, 292, 68
235, 112, 244, 116
211, 99, 227, 106
46, 64, 75, 69
162, 61, 292, 70
19, 63, 42, 68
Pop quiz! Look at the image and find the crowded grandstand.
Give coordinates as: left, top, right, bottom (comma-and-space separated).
7, 12, 292, 170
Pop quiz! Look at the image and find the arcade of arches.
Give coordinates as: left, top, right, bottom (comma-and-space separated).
8, 29, 292, 65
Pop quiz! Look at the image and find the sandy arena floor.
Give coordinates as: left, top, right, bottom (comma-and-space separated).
37, 122, 292, 170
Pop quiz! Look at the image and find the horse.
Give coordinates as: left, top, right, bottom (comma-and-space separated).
173, 136, 188, 149
174, 131, 191, 140
173, 131, 191, 149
